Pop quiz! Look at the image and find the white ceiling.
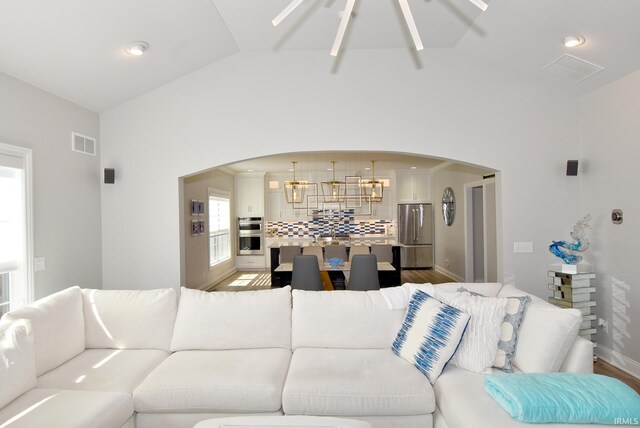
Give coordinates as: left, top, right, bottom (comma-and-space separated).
1, 0, 640, 112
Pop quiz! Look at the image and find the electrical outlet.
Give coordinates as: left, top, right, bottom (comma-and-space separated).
34, 257, 46, 271
598, 318, 609, 333
513, 242, 534, 254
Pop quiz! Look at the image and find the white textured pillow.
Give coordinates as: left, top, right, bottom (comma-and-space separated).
392, 290, 470, 384
82, 288, 177, 350
432, 288, 508, 373
0, 320, 36, 408
171, 286, 292, 351
512, 303, 581, 373
2, 286, 85, 376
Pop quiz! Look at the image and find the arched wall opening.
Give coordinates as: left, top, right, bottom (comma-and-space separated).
178, 150, 502, 290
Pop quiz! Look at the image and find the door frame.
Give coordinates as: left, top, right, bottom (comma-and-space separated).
463, 175, 502, 283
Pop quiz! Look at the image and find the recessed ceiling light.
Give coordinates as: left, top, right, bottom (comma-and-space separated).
125, 41, 149, 56
364, 167, 371, 171
563, 34, 585, 48
410, 166, 417, 170
326, 168, 333, 171
247, 169, 254, 172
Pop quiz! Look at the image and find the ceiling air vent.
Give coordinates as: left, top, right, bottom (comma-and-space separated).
543, 54, 604, 83
71, 132, 96, 156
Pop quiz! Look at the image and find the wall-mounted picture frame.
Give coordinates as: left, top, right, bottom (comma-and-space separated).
198, 201, 205, 216
191, 200, 199, 216
191, 220, 199, 236
198, 220, 206, 234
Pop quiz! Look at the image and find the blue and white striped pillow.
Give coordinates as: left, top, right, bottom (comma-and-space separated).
392, 290, 470, 384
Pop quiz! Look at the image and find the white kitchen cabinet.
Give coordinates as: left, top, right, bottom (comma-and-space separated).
397, 171, 431, 203
236, 255, 265, 270
235, 173, 265, 217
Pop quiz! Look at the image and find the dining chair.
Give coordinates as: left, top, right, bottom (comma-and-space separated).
291, 255, 324, 291
348, 245, 370, 262
324, 245, 348, 262
346, 254, 380, 291
303, 246, 324, 267
370, 244, 393, 263
279, 246, 301, 264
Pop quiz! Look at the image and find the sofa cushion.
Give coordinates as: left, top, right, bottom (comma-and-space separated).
0, 320, 36, 409
36, 348, 169, 393
170, 287, 291, 351
433, 365, 610, 428
283, 348, 435, 416
292, 290, 406, 349
432, 289, 508, 374
458, 286, 531, 373
82, 288, 177, 350
134, 349, 291, 413
2, 286, 85, 376
0, 388, 133, 428
392, 290, 470, 383
496, 285, 582, 373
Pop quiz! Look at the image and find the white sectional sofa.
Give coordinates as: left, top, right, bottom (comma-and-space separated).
0, 282, 596, 428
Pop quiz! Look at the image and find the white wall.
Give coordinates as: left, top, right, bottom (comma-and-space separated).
432, 165, 484, 281
580, 69, 640, 374
100, 50, 582, 294
182, 169, 235, 289
0, 71, 101, 298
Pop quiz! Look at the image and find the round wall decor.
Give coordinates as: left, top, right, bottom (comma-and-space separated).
442, 187, 456, 226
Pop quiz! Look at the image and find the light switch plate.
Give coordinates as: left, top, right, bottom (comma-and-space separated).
34, 257, 46, 271
513, 242, 534, 254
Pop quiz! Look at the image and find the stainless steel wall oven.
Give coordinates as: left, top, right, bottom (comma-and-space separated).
237, 217, 264, 255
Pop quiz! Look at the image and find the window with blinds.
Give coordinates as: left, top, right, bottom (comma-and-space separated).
209, 191, 231, 267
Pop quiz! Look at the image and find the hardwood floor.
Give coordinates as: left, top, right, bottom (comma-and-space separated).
594, 359, 640, 394
208, 269, 640, 392
208, 268, 454, 292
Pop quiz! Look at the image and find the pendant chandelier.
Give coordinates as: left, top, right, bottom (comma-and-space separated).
361, 160, 383, 203
321, 161, 346, 202
284, 161, 309, 205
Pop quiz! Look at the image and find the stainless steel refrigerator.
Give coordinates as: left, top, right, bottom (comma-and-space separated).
398, 203, 434, 269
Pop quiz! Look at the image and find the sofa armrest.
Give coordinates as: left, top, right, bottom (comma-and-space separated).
559, 336, 593, 373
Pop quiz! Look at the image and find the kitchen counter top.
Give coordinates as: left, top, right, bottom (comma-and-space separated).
268, 239, 400, 248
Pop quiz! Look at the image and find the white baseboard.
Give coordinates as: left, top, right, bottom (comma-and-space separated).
595, 344, 640, 380
434, 265, 464, 283
196, 267, 238, 291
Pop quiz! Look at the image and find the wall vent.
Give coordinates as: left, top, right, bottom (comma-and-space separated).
543, 54, 604, 82
71, 132, 96, 156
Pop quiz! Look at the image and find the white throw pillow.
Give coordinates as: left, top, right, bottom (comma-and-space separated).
83, 288, 177, 350
512, 303, 581, 373
171, 286, 292, 351
392, 290, 470, 384
432, 288, 509, 373
0, 320, 36, 408
2, 286, 85, 376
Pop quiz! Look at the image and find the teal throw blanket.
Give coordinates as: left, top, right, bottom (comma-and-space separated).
484, 373, 640, 424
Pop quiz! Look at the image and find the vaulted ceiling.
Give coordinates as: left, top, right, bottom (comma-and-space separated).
1, 0, 639, 112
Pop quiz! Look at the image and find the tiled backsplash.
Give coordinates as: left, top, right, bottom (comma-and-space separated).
266, 210, 394, 238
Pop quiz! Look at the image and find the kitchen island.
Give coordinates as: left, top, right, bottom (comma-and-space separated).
269, 240, 402, 288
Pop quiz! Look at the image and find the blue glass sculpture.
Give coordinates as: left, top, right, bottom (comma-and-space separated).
549, 215, 591, 264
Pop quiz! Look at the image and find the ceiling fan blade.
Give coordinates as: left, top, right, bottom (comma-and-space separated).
397, 0, 423, 51
330, 0, 356, 56
272, 0, 305, 26
467, 0, 488, 11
